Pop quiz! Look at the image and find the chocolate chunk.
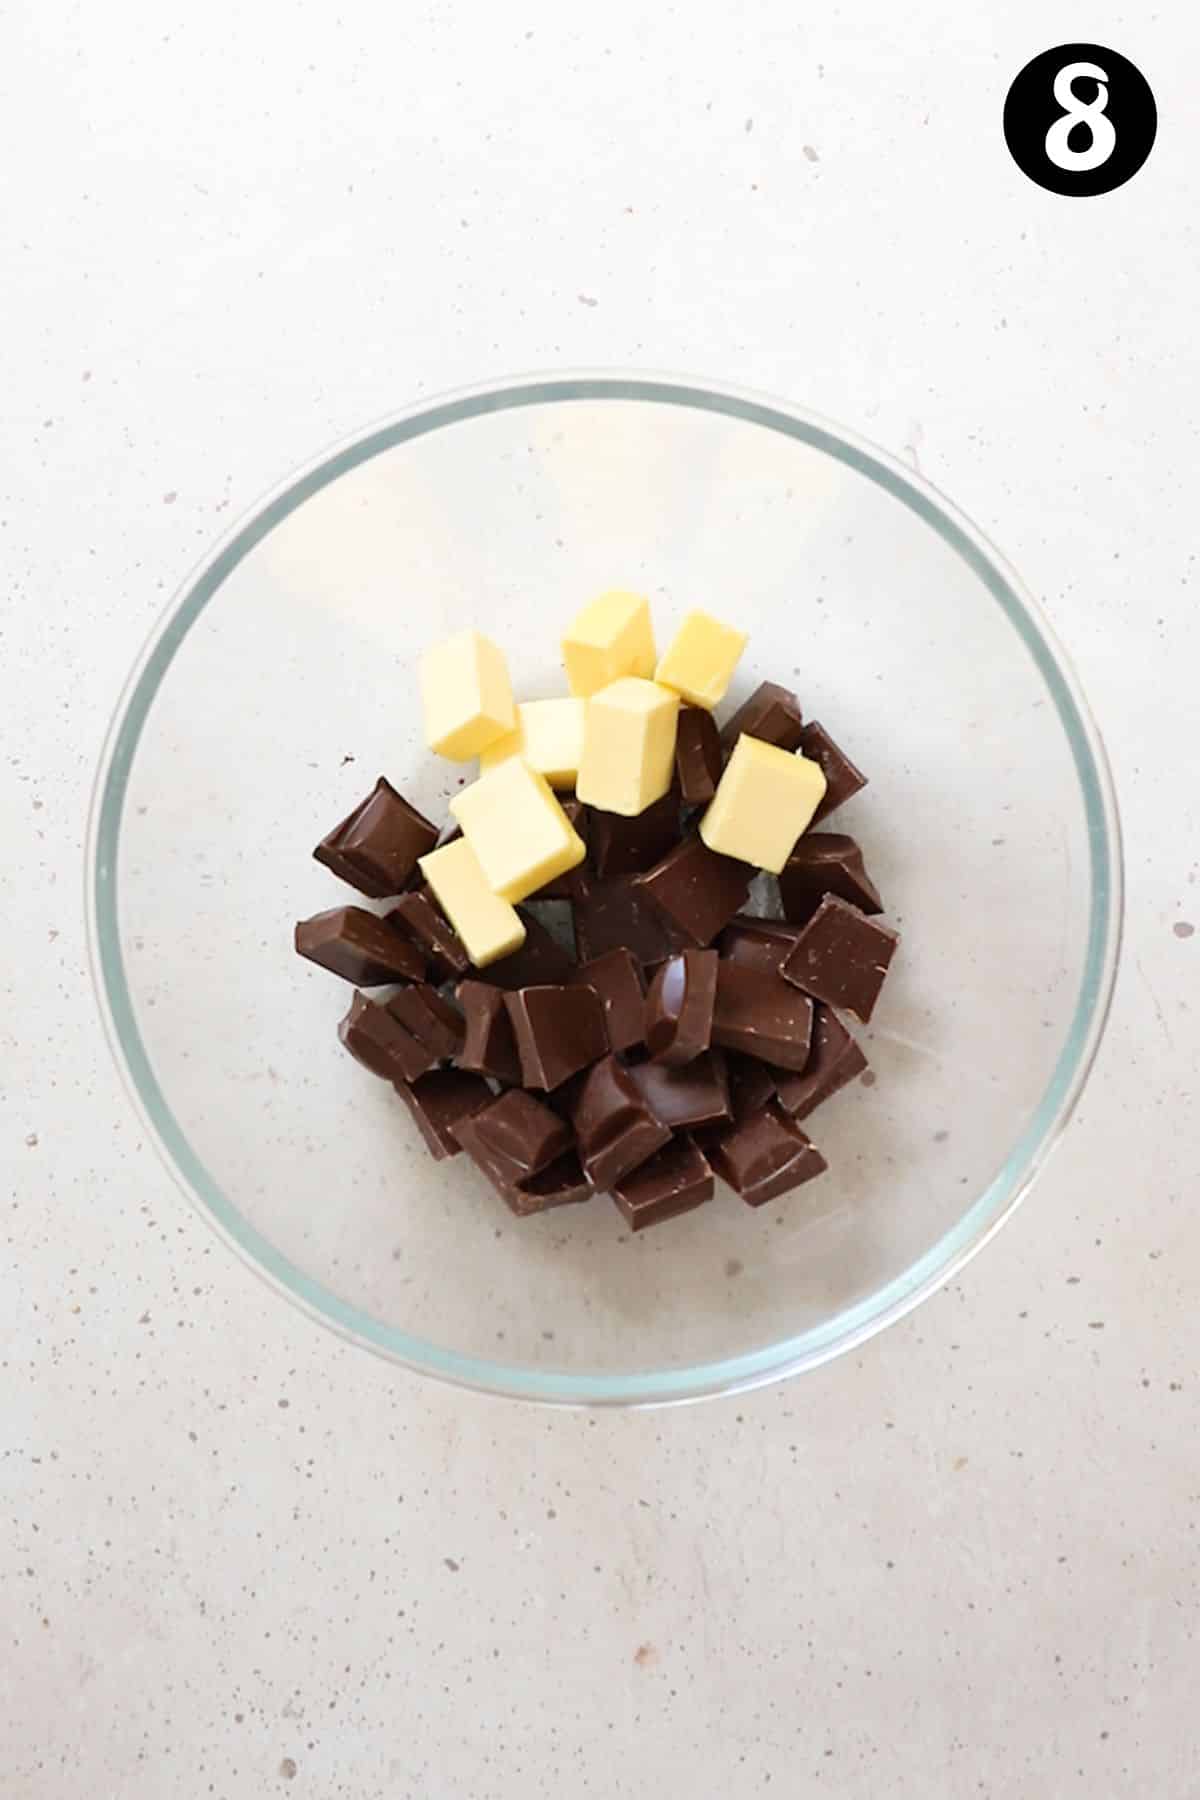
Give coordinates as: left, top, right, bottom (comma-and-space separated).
702, 1104, 828, 1206
295, 906, 426, 986
720, 681, 804, 753
395, 1068, 492, 1159
484, 911, 575, 991
470, 1089, 572, 1177
569, 948, 645, 1053
574, 876, 689, 969
571, 1055, 672, 1190
636, 836, 752, 948
504, 985, 608, 1090
513, 1152, 592, 1214
589, 787, 681, 879
725, 1052, 778, 1119
645, 949, 717, 1065
778, 833, 883, 925
770, 1002, 868, 1121
530, 800, 589, 899
630, 1050, 732, 1131
674, 706, 724, 806
313, 777, 439, 897
612, 1136, 715, 1231
387, 887, 470, 981
386, 984, 464, 1060
718, 914, 805, 975
796, 721, 867, 823
337, 991, 437, 1083
710, 962, 814, 1070
455, 980, 522, 1085
780, 895, 898, 1024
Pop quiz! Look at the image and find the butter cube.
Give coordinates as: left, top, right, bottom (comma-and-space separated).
418, 837, 526, 969
478, 698, 586, 789
562, 591, 656, 698
700, 735, 827, 874
450, 759, 586, 902
420, 629, 516, 762
655, 610, 748, 709
576, 677, 680, 817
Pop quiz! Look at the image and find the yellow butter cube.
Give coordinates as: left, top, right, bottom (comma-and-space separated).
700, 735, 827, 874
655, 609, 748, 709
450, 759, 586, 902
478, 698, 586, 789
562, 591, 656, 698
576, 677, 680, 817
420, 629, 516, 762
418, 837, 527, 968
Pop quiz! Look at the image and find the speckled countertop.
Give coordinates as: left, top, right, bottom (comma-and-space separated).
4, 4, 1198, 1794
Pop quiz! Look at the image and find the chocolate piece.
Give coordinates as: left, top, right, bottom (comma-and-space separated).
725, 1052, 778, 1120
796, 721, 867, 824
612, 1136, 715, 1230
778, 833, 883, 925
472, 1089, 572, 1178
295, 906, 426, 986
395, 1068, 492, 1159
513, 1152, 592, 1214
313, 777, 439, 897
674, 706, 724, 805
771, 1002, 868, 1121
455, 979, 522, 1085
386, 983, 464, 1060
337, 991, 437, 1083
574, 876, 689, 969
387, 887, 471, 981
636, 836, 752, 948
484, 910, 575, 991
630, 1050, 732, 1131
644, 949, 717, 1065
719, 914, 805, 976
711, 962, 815, 1070
702, 1104, 828, 1206
780, 895, 898, 1024
720, 681, 804, 753
504, 985, 608, 1090
569, 948, 645, 1053
530, 800, 589, 899
588, 786, 680, 878
571, 1055, 672, 1190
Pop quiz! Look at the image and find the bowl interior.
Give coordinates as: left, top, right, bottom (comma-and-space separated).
92, 380, 1116, 1402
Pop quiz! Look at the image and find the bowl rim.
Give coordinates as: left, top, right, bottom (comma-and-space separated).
85, 368, 1124, 1408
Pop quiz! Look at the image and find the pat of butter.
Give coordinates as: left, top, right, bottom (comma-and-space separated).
562, 591, 656, 698
576, 677, 680, 818
700, 734, 827, 874
655, 610, 748, 709
478, 698, 586, 789
418, 837, 527, 968
420, 629, 516, 762
450, 758, 586, 902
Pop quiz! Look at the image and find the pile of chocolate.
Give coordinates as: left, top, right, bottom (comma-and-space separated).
295, 681, 899, 1231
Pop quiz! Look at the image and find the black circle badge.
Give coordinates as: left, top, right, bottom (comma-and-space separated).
1004, 44, 1156, 195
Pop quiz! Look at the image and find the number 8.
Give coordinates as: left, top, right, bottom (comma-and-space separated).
1045, 61, 1116, 171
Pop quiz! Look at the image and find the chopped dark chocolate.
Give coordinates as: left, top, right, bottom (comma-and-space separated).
702, 1104, 828, 1206
513, 1152, 592, 1214
313, 777, 439, 898
725, 1051, 778, 1120
455, 979, 522, 1085
630, 1049, 732, 1131
770, 1002, 868, 1121
295, 906, 426, 986
504, 985, 608, 1090
470, 1088, 572, 1178
612, 1136, 715, 1230
674, 706, 724, 806
530, 800, 590, 899
718, 914, 805, 976
484, 910, 575, 991
796, 721, 867, 824
644, 949, 717, 1065
387, 886, 470, 981
337, 991, 437, 1083
569, 948, 645, 1053
573, 876, 689, 968
635, 835, 752, 948
710, 961, 815, 1070
780, 895, 898, 1024
589, 786, 681, 879
720, 680, 804, 753
571, 1055, 672, 1190
778, 833, 883, 925
395, 1068, 492, 1159
386, 984, 464, 1060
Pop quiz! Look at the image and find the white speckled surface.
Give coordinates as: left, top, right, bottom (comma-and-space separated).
3, 2, 1197, 1792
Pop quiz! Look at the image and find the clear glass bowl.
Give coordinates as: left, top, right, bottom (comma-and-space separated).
87, 373, 1122, 1406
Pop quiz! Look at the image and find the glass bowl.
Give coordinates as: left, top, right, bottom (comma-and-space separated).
87, 372, 1122, 1406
